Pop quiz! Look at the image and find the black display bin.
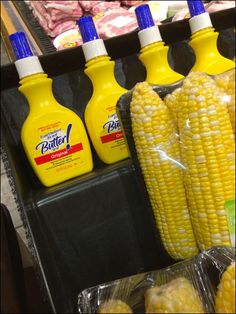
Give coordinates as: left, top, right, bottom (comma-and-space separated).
1, 8, 235, 313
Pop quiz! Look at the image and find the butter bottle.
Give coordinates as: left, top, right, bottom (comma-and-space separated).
9, 32, 93, 187
187, 0, 235, 75
135, 4, 184, 85
77, 17, 129, 164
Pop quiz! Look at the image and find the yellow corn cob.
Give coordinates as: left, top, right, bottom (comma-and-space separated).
145, 277, 205, 313
215, 262, 235, 314
214, 69, 235, 133
164, 87, 181, 127
130, 82, 198, 260
98, 300, 133, 313
177, 72, 235, 251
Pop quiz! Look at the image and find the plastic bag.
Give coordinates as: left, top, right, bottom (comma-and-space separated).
77, 246, 235, 313
117, 70, 235, 260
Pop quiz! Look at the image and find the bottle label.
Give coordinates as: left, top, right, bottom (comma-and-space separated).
100, 111, 125, 146
33, 122, 85, 173
88, 101, 128, 163
34, 143, 83, 165
101, 113, 124, 143
225, 200, 235, 247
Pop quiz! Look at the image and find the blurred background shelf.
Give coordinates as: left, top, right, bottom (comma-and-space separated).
0, 0, 55, 64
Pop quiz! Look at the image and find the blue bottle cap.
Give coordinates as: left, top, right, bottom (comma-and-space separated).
187, 0, 205, 17
135, 4, 155, 31
77, 16, 99, 43
9, 32, 33, 60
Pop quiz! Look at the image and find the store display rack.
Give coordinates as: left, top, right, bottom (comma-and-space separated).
1, 7, 235, 314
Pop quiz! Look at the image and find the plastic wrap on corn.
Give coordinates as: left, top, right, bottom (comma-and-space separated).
177, 72, 235, 251
145, 277, 205, 313
98, 300, 133, 313
215, 262, 235, 314
130, 82, 198, 260
214, 69, 235, 134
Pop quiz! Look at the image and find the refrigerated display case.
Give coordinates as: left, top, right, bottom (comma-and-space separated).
1, 6, 235, 313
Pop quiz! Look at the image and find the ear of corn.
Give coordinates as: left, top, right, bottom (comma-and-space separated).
164, 87, 181, 128
145, 277, 205, 313
214, 69, 235, 134
98, 300, 133, 313
215, 262, 235, 314
130, 82, 198, 260
177, 72, 235, 251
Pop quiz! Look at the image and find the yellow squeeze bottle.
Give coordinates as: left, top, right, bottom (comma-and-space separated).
77, 17, 129, 164
135, 4, 184, 85
9, 32, 93, 187
187, 0, 235, 75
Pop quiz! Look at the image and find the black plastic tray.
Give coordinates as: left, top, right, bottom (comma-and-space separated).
1, 8, 235, 313
77, 246, 235, 314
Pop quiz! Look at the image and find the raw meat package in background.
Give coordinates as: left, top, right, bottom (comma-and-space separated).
79, 1, 98, 11
128, 1, 168, 25
78, 247, 235, 313
121, 1, 143, 6
93, 8, 137, 39
30, 1, 81, 37
90, 1, 121, 16
25, 1, 236, 48
172, 0, 235, 21
25, 1, 170, 49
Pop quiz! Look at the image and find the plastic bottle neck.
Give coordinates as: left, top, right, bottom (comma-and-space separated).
85, 56, 124, 92
140, 41, 183, 85
19, 73, 58, 114
190, 27, 220, 59
191, 26, 215, 40
189, 27, 235, 74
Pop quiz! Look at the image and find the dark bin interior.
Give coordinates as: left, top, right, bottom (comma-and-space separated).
1, 8, 235, 313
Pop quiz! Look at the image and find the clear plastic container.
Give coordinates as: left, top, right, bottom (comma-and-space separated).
78, 246, 235, 313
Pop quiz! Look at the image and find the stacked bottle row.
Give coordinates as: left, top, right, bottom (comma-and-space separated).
9, 0, 235, 187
